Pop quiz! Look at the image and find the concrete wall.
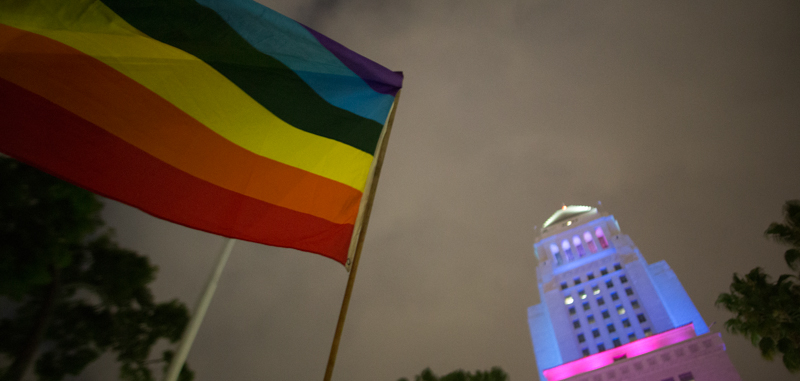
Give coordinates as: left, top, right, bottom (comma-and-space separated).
647, 261, 709, 335
563, 333, 741, 381
625, 259, 675, 334
528, 303, 562, 381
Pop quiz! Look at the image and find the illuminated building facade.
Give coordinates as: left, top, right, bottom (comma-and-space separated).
527, 206, 741, 381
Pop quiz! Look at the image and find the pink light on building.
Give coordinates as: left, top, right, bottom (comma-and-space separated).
542, 324, 697, 381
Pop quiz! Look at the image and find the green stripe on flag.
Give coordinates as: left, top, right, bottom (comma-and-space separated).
100, 0, 384, 155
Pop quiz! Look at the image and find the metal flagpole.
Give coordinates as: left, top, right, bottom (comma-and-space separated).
165, 238, 237, 381
323, 90, 401, 381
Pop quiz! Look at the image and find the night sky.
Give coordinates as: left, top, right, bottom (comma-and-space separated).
74, 1, 799, 380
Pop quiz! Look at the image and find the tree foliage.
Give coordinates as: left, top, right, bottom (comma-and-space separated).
0, 158, 193, 381
716, 200, 800, 372
398, 366, 508, 381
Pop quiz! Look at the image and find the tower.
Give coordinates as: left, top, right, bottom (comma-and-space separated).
527, 206, 741, 381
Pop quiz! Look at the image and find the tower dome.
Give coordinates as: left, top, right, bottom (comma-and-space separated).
543, 205, 595, 228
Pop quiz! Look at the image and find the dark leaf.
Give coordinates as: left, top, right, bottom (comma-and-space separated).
759, 337, 776, 359
0, 158, 192, 381
785, 248, 800, 271
720, 200, 800, 374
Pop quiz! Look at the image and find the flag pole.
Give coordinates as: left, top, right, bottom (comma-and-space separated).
323, 90, 401, 381
165, 238, 237, 381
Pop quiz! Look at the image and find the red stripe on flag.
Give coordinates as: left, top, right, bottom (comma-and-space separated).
0, 77, 352, 264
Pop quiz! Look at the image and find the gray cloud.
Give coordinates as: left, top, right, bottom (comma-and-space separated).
73, 1, 800, 380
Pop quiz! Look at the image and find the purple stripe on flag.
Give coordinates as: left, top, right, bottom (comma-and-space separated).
302, 25, 403, 96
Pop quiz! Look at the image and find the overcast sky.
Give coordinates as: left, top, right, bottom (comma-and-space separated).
73, 1, 800, 380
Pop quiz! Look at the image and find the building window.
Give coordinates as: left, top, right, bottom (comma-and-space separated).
625, 287, 634, 296
631, 300, 640, 309
587, 272, 595, 280
574, 277, 581, 286
622, 318, 631, 328
596, 296, 605, 306
583, 302, 590, 311
592, 285, 600, 295
628, 332, 636, 341
578, 333, 586, 343
596, 227, 609, 249
616, 305, 626, 315
600, 267, 608, 276
592, 328, 600, 338
582, 348, 591, 357
678, 372, 695, 381
573, 236, 586, 257
644, 327, 652, 336
602, 310, 610, 319
587, 314, 596, 324
560, 282, 568, 290
579, 290, 587, 300
606, 280, 614, 288
584, 231, 597, 253
569, 306, 576, 315
550, 244, 561, 264
620, 275, 628, 283
562, 240, 574, 261
565, 296, 574, 305
573, 319, 581, 329
637, 313, 647, 323
555, 253, 563, 266
612, 337, 622, 347
613, 263, 621, 272
610, 292, 619, 301
607, 323, 616, 333
597, 343, 606, 352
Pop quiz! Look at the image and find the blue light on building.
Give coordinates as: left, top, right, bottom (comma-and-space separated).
528, 206, 739, 381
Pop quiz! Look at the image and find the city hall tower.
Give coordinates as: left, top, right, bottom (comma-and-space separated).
528, 206, 740, 381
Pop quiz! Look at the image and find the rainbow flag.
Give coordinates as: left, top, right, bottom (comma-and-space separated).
0, 0, 403, 266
